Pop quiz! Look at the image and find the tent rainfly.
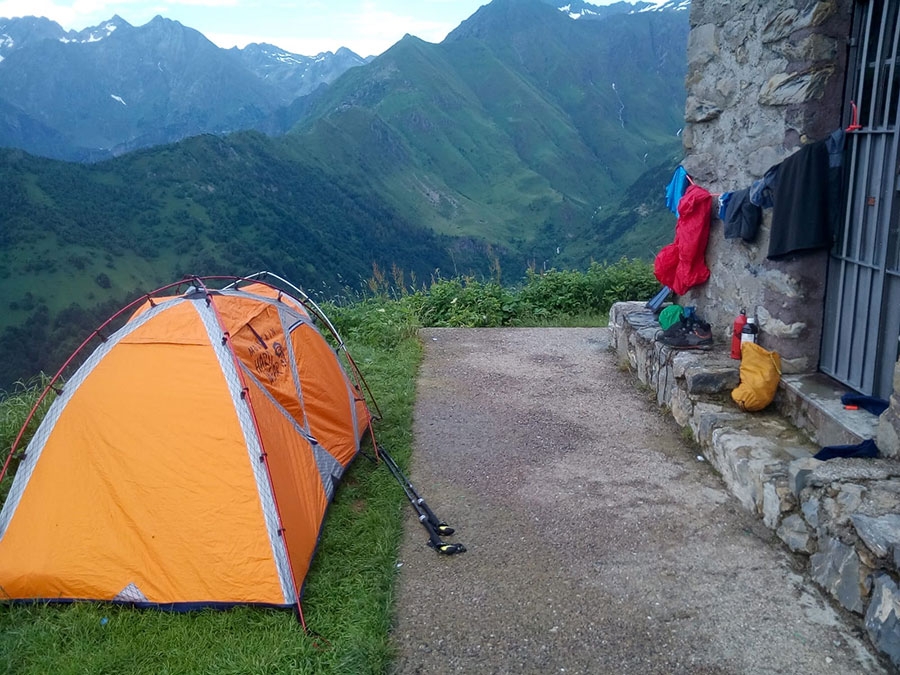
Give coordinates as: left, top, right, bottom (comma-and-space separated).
0, 275, 372, 614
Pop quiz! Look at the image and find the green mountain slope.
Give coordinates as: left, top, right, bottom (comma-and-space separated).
291, 0, 686, 264
0, 0, 689, 388
0, 135, 460, 386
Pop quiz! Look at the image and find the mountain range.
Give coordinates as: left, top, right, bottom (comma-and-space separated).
0, 0, 690, 387
0, 14, 369, 161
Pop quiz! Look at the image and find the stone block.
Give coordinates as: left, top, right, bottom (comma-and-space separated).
762, 482, 781, 528
685, 365, 740, 394
759, 67, 836, 106
763, 9, 801, 43
780, 34, 839, 63
708, 429, 791, 515
778, 514, 814, 554
756, 306, 806, 339
672, 351, 703, 379
850, 514, 900, 559
801, 497, 820, 529
876, 405, 900, 459
685, 96, 723, 123
810, 536, 864, 614
763, 2, 838, 43
865, 574, 900, 669
687, 23, 718, 67
788, 456, 822, 496
669, 386, 694, 428
692, 403, 743, 447
803, 458, 900, 487
837, 484, 865, 517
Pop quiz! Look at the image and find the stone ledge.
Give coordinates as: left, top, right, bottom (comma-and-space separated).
610, 301, 900, 668
776, 372, 881, 448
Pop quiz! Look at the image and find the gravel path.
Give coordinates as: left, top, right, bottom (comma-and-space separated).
389, 327, 885, 675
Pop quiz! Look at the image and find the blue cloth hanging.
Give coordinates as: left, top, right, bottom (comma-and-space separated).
665, 166, 690, 216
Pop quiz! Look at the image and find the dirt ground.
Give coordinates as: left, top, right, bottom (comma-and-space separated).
389, 327, 887, 675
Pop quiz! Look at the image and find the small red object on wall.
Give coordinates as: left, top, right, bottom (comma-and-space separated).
731, 309, 747, 359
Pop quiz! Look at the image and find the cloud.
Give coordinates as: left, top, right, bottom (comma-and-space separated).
207, 1, 457, 57
336, 1, 455, 53
0, 0, 476, 56
0, 0, 141, 28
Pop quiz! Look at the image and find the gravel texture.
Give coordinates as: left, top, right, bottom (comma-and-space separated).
389, 327, 886, 675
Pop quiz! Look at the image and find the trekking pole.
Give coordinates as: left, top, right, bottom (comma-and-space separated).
378, 446, 466, 555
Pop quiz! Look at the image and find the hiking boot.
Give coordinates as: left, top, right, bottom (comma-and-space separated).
658, 317, 713, 350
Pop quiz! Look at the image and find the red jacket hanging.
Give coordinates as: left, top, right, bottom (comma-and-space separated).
654, 183, 713, 295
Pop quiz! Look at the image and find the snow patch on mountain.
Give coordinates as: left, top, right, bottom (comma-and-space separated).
61, 20, 120, 44
255, 44, 308, 66
558, 0, 689, 19
111, 94, 126, 106
559, 4, 599, 19
638, 1, 691, 12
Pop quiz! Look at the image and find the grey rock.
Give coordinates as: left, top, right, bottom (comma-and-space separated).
685, 96, 723, 122
778, 513, 813, 554
762, 9, 801, 43
780, 34, 839, 62
762, 2, 838, 43
789, 457, 822, 496
759, 67, 836, 106
685, 366, 740, 394
877, 405, 900, 458
693, 404, 744, 446
851, 514, 900, 559
801, 497, 820, 529
763, 482, 782, 528
837, 484, 865, 516
687, 23, 718, 66
810, 536, 864, 614
669, 387, 694, 428
756, 306, 806, 339
865, 574, 900, 668
805, 459, 900, 486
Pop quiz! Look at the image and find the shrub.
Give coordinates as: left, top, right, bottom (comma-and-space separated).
324, 297, 421, 350
414, 277, 518, 327
517, 258, 656, 321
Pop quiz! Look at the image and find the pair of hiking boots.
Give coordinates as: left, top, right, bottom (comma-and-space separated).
657, 314, 713, 350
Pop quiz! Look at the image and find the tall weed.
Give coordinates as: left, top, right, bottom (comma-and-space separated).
414, 277, 518, 327
0, 374, 54, 503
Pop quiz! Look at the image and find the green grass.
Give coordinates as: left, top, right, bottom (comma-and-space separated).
0, 332, 421, 675
0, 260, 655, 673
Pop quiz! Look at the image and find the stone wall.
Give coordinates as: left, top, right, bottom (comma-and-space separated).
611, 302, 900, 668
678, 0, 852, 373
678, 0, 900, 459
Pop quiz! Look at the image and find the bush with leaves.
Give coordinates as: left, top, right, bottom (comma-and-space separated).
517, 258, 656, 321
413, 277, 519, 328
324, 297, 421, 350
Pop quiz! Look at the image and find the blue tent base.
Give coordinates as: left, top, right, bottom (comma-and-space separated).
0, 597, 297, 613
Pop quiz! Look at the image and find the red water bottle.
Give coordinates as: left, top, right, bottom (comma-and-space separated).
731, 309, 747, 359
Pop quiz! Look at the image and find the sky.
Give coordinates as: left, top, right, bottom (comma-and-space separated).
0, 0, 626, 58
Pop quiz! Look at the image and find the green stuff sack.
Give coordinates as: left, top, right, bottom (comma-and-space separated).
658, 304, 684, 330
732, 342, 782, 412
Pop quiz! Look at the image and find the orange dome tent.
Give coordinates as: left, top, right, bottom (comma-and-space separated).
0, 274, 372, 614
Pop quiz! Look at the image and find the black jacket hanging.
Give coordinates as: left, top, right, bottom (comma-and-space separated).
767, 130, 845, 260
